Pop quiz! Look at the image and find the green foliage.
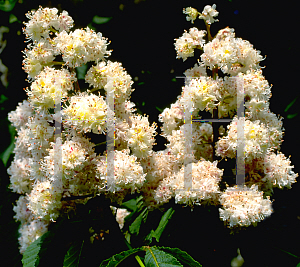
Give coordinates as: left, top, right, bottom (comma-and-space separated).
0, 0, 18, 12
145, 207, 174, 244
99, 246, 202, 267
63, 240, 84, 267
284, 95, 299, 119
92, 16, 112, 25
144, 247, 183, 267
0, 122, 15, 167
156, 247, 202, 267
99, 247, 144, 267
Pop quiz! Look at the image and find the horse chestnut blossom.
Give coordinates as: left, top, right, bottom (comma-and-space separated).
7, 4, 299, 255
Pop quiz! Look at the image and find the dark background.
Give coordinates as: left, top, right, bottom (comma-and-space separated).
0, 0, 299, 266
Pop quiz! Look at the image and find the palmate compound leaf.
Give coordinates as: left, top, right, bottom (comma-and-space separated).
145, 247, 183, 267
99, 247, 144, 267
63, 240, 84, 267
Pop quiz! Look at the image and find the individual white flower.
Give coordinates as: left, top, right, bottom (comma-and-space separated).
183, 7, 199, 24
27, 180, 63, 222
8, 100, 34, 130
50, 10, 74, 32
126, 114, 157, 158
95, 149, 146, 194
219, 184, 273, 228
62, 91, 109, 134
26, 67, 76, 110
53, 27, 111, 67
263, 151, 298, 189
18, 218, 49, 254
198, 4, 219, 25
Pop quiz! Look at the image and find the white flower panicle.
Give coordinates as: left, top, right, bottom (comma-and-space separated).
219, 185, 273, 228
7, 4, 299, 254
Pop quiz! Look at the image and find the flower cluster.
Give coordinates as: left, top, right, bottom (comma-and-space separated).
7, 4, 298, 254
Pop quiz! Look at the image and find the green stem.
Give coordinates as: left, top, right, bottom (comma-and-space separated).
89, 87, 100, 93
44, 61, 64, 66
205, 22, 212, 41
94, 141, 107, 146
49, 26, 59, 33
124, 239, 146, 267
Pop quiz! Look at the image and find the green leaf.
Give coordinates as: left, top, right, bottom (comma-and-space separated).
76, 64, 88, 80
0, 0, 18, 12
120, 195, 143, 212
0, 123, 16, 167
129, 207, 148, 235
1, 140, 14, 167
63, 240, 84, 267
157, 247, 202, 267
9, 13, 19, 23
284, 96, 298, 112
145, 207, 174, 244
22, 231, 52, 267
155, 106, 163, 113
99, 247, 143, 267
92, 15, 112, 24
0, 94, 8, 103
287, 113, 298, 119
144, 247, 183, 267
296, 262, 300, 267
